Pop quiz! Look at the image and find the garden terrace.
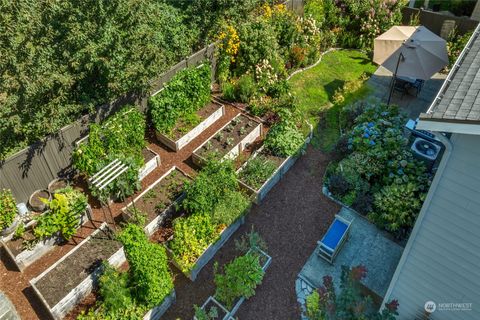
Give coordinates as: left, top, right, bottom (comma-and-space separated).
121, 167, 191, 236
192, 114, 262, 166
155, 101, 225, 151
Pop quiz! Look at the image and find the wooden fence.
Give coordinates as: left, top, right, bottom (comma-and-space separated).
0, 44, 216, 203
402, 7, 479, 38
0, 0, 304, 204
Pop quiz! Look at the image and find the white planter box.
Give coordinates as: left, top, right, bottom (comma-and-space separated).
192, 114, 262, 167
121, 166, 191, 237
194, 247, 272, 320
138, 147, 161, 181
143, 290, 176, 320
30, 223, 126, 320
238, 128, 313, 204
168, 216, 246, 281
1, 205, 92, 272
156, 101, 225, 151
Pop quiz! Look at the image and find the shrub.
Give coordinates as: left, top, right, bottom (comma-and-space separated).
194, 305, 218, 320
235, 227, 268, 254
214, 253, 265, 309
447, 30, 472, 71
72, 106, 145, 201
264, 110, 304, 157
212, 190, 250, 227
327, 174, 351, 198
118, 224, 174, 307
306, 265, 399, 319
34, 188, 88, 240
169, 213, 219, 272
239, 155, 277, 189
0, 189, 17, 231
183, 160, 238, 215
236, 74, 257, 103
267, 79, 290, 99
352, 191, 374, 215
369, 183, 425, 237
221, 81, 237, 102
98, 264, 133, 314
149, 63, 211, 135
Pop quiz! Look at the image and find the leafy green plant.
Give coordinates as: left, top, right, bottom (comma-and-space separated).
98, 264, 133, 314
212, 190, 250, 227
34, 188, 88, 240
194, 305, 218, 320
169, 213, 219, 272
235, 226, 267, 254
239, 155, 277, 189
264, 111, 304, 157
369, 183, 425, 238
214, 253, 265, 309
72, 107, 145, 201
118, 223, 174, 307
149, 64, 211, 136
0, 189, 18, 231
183, 160, 238, 215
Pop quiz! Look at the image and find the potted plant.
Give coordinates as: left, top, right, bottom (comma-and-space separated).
0, 189, 19, 236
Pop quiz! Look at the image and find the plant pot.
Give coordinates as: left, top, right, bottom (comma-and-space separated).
48, 178, 69, 194
0, 216, 20, 237
29, 189, 52, 212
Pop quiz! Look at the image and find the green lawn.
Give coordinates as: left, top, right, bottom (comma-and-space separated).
290, 49, 376, 151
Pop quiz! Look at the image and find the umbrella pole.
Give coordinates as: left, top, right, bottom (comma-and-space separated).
387, 52, 405, 105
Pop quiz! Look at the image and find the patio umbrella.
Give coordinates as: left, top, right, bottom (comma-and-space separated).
373, 26, 448, 103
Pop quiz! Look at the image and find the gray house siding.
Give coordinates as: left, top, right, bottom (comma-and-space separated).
383, 133, 480, 320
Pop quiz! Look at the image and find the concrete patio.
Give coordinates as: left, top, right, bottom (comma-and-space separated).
366, 65, 447, 118
295, 207, 403, 315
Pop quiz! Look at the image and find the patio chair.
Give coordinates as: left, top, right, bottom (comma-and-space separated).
317, 215, 353, 264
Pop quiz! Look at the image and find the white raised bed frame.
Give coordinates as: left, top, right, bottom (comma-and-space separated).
155, 101, 225, 151
29, 222, 126, 320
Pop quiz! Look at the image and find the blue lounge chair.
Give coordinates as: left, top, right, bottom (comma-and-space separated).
317, 215, 353, 263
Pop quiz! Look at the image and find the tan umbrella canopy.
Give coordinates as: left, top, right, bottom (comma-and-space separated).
373, 26, 448, 80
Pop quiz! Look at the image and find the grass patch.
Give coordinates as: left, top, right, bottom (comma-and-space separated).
289, 50, 376, 151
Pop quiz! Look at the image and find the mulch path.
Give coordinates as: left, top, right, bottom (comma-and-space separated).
0, 101, 340, 320
162, 146, 339, 320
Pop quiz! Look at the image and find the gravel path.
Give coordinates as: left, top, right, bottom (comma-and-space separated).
163, 146, 339, 320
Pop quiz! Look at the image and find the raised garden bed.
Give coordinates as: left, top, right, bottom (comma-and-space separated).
238, 129, 313, 204
138, 147, 161, 181
195, 247, 272, 320
143, 290, 176, 320
167, 216, 246, 281
156, 101, 225, 151
192, 114, 262, 167
30, 223, 125, 320
121, 166, 191, 236
1, 205, 92, 272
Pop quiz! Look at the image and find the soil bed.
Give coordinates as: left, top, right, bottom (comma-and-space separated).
34, 230, 121, 308
195, 114, 259, 161
6, 228, 41, 256
149, 209, 187, 244
168, 102, 222, 140
125, 168, 190, 225
48, 179, 69, 194
142, 148, 157, 163
239, 149, 286, 190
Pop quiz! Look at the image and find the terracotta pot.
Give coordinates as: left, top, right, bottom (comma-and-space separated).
28, 189, 52, 212
47, 178, 69, 194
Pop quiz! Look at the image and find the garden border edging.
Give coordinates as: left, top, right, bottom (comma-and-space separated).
155, 101, 225, 151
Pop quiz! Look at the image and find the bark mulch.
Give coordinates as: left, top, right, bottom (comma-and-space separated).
162, 145, 339, 320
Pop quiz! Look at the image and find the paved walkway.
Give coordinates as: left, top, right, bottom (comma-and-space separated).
296, 207, 403, 316
366, 66, 446, 118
